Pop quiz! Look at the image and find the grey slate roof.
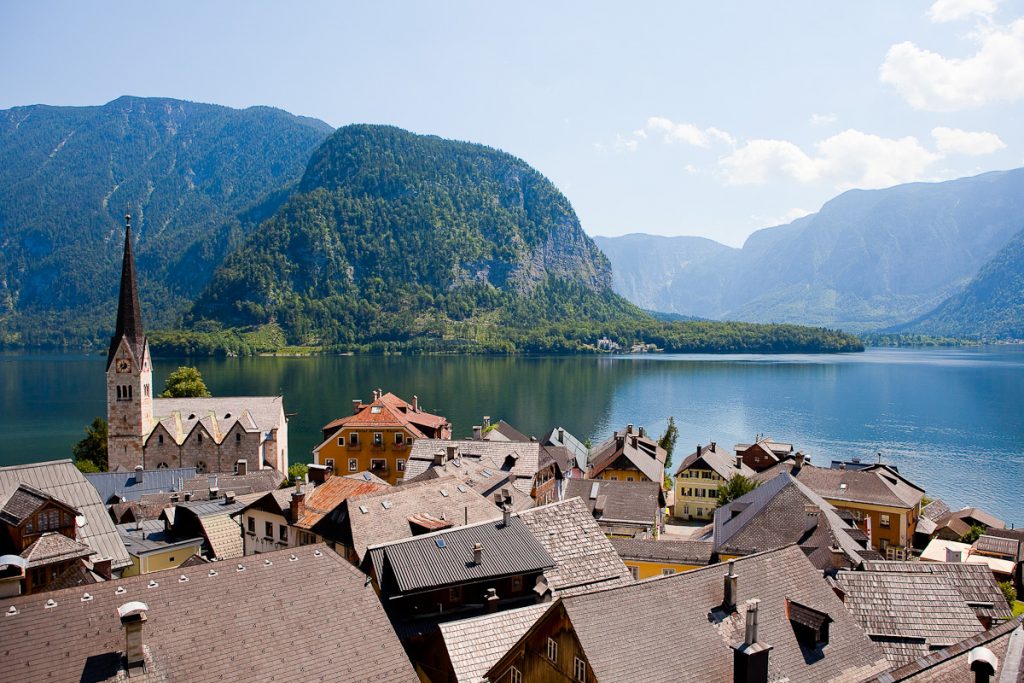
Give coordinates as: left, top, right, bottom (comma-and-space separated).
0, 483, 53, 525
920, 499, 951, 522
517, 497, 634, 595
756, 462, 924, 509
405, 439, 545, 497
835, 569, 986, 666
860, 560, 1013, 623
347, 476, 503, 562
368, 517, 555, 594
609, 537, 714, 565
0, 460, 131, 569
21, 533, 95, 568
543, 427, 589, 471
116, 520, 204, 556
589, 429, 667, 483
404, 456, 533, 512
508, 545, 889, 683
85, 467, 197, 503
438, 603, 551, 682
564, 478, 663, 526
0, 543, 419, 683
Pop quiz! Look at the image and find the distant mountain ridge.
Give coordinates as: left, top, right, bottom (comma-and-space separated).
0, 96, 332, 345
596, 168, 1024, 334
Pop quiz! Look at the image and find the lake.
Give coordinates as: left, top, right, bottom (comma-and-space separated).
2, 347, 1022, 525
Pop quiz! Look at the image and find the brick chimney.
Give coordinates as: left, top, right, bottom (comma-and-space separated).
412, 395, 419, 412
733, 599, 772, 683
638, 426, 646, 438
473, 425, 483, 440
93, 558, 112, 581
117, 601, 149, 673
290, 485, 306, 522
352, 399, 361, 414
723, 559, 738, 611
626, 424, 634, 435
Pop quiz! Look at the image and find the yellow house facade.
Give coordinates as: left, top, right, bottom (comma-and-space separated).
674, 443, 754, 522
609, 538, 712, 579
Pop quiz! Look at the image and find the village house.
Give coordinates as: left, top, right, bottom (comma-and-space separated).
105, 212, 288, 475
405, 440, 563, 506
919, 537, 1017, 583
930, 506, 1006, 541
313, 390, 451, 484
711, 472, 882, 571
563, 478, 665, 539
586, 424, 667, 484
0, 460, 130, 593
609, 537, 713, 579
287, 474, 389, 551
115, 520, 203, 576
403, 454, 534, 512
674, 442, 755, 522
484, 544, 891, 683
733, 435, 795, 472
984, 528, 1024, 600
756, 456, 925, 560
543, 426, 589, 477
477, 416, 531, 442
233, 488, 296, 555
158, 491, 261, 561
0, 543, 418, 682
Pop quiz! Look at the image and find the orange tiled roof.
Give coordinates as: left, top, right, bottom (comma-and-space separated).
293, 477, 388, 531
321, 392, 448, 440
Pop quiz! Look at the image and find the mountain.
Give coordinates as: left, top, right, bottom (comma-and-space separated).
596, 169, 1024, 332
0, 96, 332, 346
906, 225, 1024, 338
184, 124, 862, 354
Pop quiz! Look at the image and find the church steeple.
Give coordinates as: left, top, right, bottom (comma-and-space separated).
107, 206, 146, 369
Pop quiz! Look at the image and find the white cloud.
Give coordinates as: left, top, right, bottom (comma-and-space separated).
810, 113, 838, 125
927, 0, 1000, 23
593, 133, 639, 153
719, 129, 941, 190
646, 116, 713, 147
931, 126, 1006, 154
880, 18, 1024, 110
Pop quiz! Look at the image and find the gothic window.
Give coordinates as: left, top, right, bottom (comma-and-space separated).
195, 460, 208, 474
128, 385, 133, 399
144, 384, 150, 397
158, 434, 164, 445
156, 462, 169, 469
116, 386, 122, 400
197, 433, 203, 444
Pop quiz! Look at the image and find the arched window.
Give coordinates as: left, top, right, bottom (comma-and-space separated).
197, 433, 203, 444
195, 460, 208, 474
236, 433, 241, 443
116, 386, 122, 400
128, 385, 133, 399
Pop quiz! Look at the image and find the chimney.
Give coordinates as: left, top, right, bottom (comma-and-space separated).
446, 445, 458, 462
473, 425, 483, 440
472, 542, 483, 565
485, 587, 500, 613
736, 455, 744, 469
208, 486, 219, 500
483, 416, 491, 429
626, 424, 634, 435
170, 493, 180, 504
794, 452, 805, 469
222, 491, 235, 505
118, 601, 149, 673
372, 389, 379, 400
502, 506, 511, 527
183, 491, 192, 502
723, 559, 738, 611
733, 599, 772, 683
839, 461, 845, 470
433, 450, 446, 466
558, 427, 565, 443
134, 465, 144, 484
290, 487, 306, 522
235, 459, 247, 476
412, 395, 419, 412
830, 546, 845, 570
638, 426, 646, 438
93, 558, 112, 581
968, 647, 999, 683
352, 399, 361, 414
594, 495, 607, 516
630, 435, 638, 448
696, 443, 702, 456
711, 441, 717, 451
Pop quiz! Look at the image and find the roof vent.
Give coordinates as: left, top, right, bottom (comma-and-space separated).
6, 606, 18, 616
457, 485, 467, 493
208, 569, 218, 577
45, 599, 57, 609
115, 586, 127, 595
236, 564, 245, 572
289, 554, 298, 562
147, 580, 158, 588
188, 413, 195, 420
224, 412, 231, 418
313, 549, 323, 557
178, 575, 188, 583
440, 489, 450, 497
81, 592, 93, 602
264, 559, 272, 566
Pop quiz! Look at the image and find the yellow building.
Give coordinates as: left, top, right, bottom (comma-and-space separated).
674, 442, 754, 521
117, 520, 203, 576
609, 537, 713, 579
587, 425, 666, 484
313, 390, 451, 485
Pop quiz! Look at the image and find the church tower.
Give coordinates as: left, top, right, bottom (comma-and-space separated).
106, 208, 154, 471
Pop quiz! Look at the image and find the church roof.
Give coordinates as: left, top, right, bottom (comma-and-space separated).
147, 396, 284, 446
106, 210, 146, 369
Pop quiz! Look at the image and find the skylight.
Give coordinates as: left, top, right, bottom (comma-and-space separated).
457, 485, 467, 493
370, 406, 382, 414
435, 538, 447, 549
359, 505, 369, 514
382, 500, 393, 509
440, 489, 450, 497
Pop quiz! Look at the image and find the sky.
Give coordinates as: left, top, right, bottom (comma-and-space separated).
2, 1, 1022, 246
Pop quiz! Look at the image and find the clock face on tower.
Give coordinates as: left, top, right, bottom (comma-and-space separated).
116, 359, 131, 373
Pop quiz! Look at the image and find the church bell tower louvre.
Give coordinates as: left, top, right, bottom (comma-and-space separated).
106, 206, 154, 472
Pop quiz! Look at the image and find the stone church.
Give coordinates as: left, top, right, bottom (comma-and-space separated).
106, 211, 288, 475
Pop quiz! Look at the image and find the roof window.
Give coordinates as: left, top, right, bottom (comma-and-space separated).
435, 538, 447, 549
371, 406, 382, 414
457, 485, 467, 493
440, 489, 450, 497
359, 505, 369, 514
381, 500, 393, 510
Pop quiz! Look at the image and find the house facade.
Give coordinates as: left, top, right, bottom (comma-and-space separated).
586, 425, 666, 484
673, 442, 754, 521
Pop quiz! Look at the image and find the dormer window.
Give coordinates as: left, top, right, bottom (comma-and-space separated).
786, 599, 832, 648
370, 406, 382, 414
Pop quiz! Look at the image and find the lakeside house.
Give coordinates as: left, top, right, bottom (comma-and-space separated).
609, 537, 713, 579
586, 424, 667, 484
674, 442, 755, 522
563, 478, 665, 539
733, 435, 795, 472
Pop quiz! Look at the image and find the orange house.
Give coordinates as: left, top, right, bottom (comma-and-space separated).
313, 390, 451, 485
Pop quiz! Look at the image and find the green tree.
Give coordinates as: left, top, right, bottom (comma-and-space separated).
658, 416, 679, 470
160, 366, 212, 398
960, 523, 987, 544
72, 417, 108, 472
287, 463, 309, 485
716, 474, 760, 508
998, 580, 1017, 604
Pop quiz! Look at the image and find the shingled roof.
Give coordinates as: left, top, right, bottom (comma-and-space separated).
438, 604, 551, 683
835, 569, 987, 666
20, 533, 95, 568
405, 440, 546, 496
488, 545, 889, 683
589, 428, 667, 483
404, 456, 533, 512
609, 537, 714, 566
756, 462, 924, 510
0, 460, 131, 569
0, 543, 418, 682
676, 441, 753, 480
564, 478, 663, 527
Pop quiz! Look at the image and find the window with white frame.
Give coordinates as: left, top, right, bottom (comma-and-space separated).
880, 514, 891, 528
325, 458, 335, 471
348, 458, 358, 472
394, 432, 404, 445
396, 459, 405, 472
508, 666, 522, 683
349, 432, 359, 447
628, 565, 639, 579
373, 432, 383, 446
547, 637, 557, 661
662, 568, 676, 576
574, 656, 587, 681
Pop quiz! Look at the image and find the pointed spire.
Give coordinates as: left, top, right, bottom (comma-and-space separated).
107, 204, 146, 368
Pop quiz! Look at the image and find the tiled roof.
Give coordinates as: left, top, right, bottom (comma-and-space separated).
346, 476, 503, 562
564, 478, 662, 526
438, 603, 550, 683
481, 420, 530, 442
609, 537, 713, 565
21, 532, 95, 568
713, 472, 877, 570
343, 470, 391, 486
974, 534, 1020, 558
860, 560, 1013, 623
920, 499, 950, 522
319, 392, 448, 444
404, 456, 533, 512
517, 498, 633, 595
368, 517, 554, 594
589, 429, 667, 483
0, 460, 131, 569
148, 396, 284, 447
405, 439, 545, 487
507, 545, 889, 683
543, 427, 589, 471
869, 617, 1024, 682
0, 544, 419, 683
116, 520, 203, 556
85, 467, 198, 503
836, 569, 985, 666
292, 477, 388, 531
676, 442, 753, 480
756, 462, 924, 509
0, 483, 52, 525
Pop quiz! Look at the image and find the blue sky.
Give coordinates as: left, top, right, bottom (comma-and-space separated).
2, 1, 1022, 245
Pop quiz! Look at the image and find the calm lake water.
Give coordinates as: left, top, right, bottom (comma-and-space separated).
2, 347, 1022, 524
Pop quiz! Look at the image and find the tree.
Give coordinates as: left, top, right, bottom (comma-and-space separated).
960, 523, 987, 544
160, 366, 212, 398
658, 416, 679, 470
72, 417, 108, 472
716, 474, 760, 508
287, 463, 309, 485
998, 580, 1017, 605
